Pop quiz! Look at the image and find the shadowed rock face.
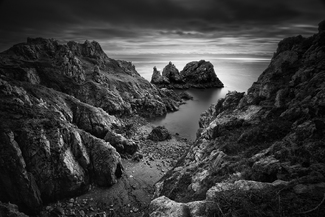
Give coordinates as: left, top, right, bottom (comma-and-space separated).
151, 60, 224, 89
0, 78, 123, 214
0, 38, 185, 214
150, 20, 325, 216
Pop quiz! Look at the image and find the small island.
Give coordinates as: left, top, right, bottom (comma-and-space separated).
151, 60, 224, 89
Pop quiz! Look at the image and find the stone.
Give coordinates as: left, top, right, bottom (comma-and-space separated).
0, 202, 29, 217
149, 196, 190, 217
104, 131, 139, 155
148, 126, 171, 141
50, 207, 65, 217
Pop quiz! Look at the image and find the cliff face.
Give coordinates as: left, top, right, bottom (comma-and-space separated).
150, 21, 325, 216
0, 38, 184, 214
0, 38, 182, 117
151, 60, 224, 89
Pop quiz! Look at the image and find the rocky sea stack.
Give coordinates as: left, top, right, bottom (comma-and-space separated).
151, 60, 224, 89
150, 20, 325, 216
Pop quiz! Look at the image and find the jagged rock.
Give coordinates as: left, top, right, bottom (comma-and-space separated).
0, 37, 182, 118
148, 126, 171, 141
151, 60, 224, 89
318, 20, 325, 32
104, 131, 139, 155
0, 130, 42, 214
0, 65, 122, 214
151, 20, 325, 217
162, 62, 182, 83
0, 202, 29, 217
150, 196, 206, 217
151, 66, 169, 84
181, 60, 224, 88
0, 37, 189, 215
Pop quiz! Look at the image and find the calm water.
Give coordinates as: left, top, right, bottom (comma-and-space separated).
135, 57, 270, 141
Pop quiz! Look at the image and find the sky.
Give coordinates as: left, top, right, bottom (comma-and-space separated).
0, 0, 324, 60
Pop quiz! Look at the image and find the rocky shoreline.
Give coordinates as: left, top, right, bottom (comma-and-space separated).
37, 119, 191, 217
0, 37, 192, 216
1, 20, 325, 217
149, 20, 325, 216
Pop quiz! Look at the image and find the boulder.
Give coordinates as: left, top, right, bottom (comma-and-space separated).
150, 196, 206, 217
104, 131, 139, 155
0, 202, 29, 217
148, 126, 171, 141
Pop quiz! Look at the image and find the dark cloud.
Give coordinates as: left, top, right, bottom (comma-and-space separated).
0, 0, 324, 54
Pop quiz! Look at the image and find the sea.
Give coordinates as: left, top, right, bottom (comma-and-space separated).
113, 55, 271, 141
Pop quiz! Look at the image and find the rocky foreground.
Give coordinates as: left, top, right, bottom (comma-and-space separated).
149, 20, 325, 216
151, 61, 224, 89
0, 37, 193, 215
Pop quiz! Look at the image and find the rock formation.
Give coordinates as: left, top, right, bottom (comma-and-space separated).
150, 20, 325, 216
0, 38, 186, 214
151, 60, 224, 89
162, 62, 182, 83
148, 126, 171, 141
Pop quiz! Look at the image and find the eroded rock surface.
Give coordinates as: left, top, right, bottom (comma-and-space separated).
0, 38, 185, 215
151, 20, 325, 216
151, 60, 224, 89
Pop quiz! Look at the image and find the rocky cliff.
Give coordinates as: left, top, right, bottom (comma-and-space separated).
151, 60, 224, 89
0, 38, 185, 214
150, 21, 325, 216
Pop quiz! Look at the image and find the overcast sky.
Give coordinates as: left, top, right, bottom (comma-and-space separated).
0, 0, 324, 58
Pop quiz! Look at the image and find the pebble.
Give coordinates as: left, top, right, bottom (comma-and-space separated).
69, 198, 75, 203
80, 210, 86, 217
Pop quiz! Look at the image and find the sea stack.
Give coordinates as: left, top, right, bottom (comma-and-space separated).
151, 60, 224, 89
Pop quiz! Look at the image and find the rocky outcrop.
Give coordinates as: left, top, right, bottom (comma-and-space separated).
162, 62, 182, 83
148, 126, 171, 141
151, 20, 325, 216
151, 60, 224, 89
151, 66, 169, 85
0, 37, 184, 118
0, 202, 29, 217
0, 78, 123, 214
0, 38, 187, 215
